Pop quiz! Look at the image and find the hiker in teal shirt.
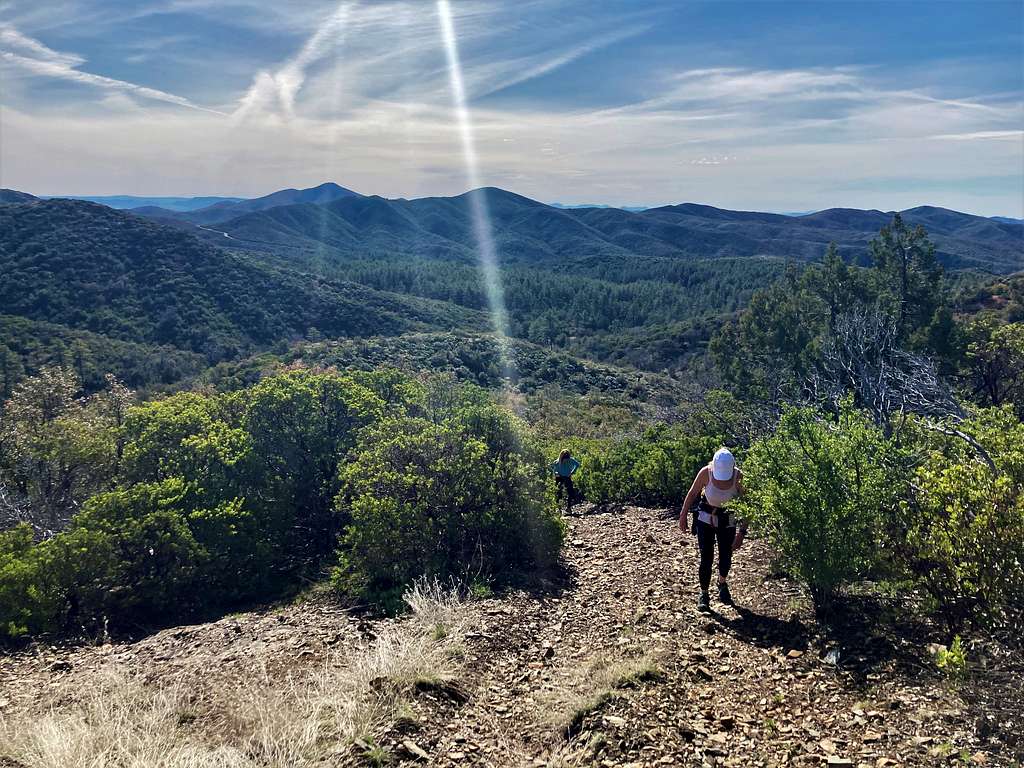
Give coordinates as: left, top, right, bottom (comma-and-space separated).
551, 449, 581, 506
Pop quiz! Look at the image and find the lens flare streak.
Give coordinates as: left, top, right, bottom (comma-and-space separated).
437, 0, 515, 380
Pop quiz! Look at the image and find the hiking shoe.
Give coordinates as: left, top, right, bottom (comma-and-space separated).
718, 582, 733, 605
697, 590, 711, 612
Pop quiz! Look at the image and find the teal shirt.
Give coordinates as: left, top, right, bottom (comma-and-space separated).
551, 457, 580, 477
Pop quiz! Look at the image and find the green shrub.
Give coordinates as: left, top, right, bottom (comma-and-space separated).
122, 370, 386, 579
558, 427, 720, 507
0, 367, 131, 533
0, 370, 566, 637
934, 635, 968, 682
737, 403, 901, 612
900, 407, 1024, 629
333, 399, 562, 602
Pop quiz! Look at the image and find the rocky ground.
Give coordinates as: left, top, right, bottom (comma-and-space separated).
1, 506, 1020, 767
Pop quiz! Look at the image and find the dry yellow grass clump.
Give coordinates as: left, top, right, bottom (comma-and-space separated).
0, 579, 467, 768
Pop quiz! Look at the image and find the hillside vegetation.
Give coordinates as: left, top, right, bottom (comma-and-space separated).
0, 199, 482, 393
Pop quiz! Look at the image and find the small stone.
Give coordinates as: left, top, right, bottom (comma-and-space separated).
401, 740, 430, 761
787, 649, 804, 659
827, 757, 854, 767
863, 731, 883, 743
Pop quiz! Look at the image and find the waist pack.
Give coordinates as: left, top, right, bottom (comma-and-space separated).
691, 496, 729, 535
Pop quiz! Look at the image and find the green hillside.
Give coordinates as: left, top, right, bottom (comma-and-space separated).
0, 200, 482, 374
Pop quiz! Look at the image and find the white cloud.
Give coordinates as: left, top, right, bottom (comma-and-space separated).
233, 1, 354, 122
0, 23, 222, 113
0, 23, 82, 66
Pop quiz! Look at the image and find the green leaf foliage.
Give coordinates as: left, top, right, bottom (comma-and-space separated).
0, 368, 563, 639
737, 404, 901, 611
332, 391, 563, 602
900, 407, 1024, 629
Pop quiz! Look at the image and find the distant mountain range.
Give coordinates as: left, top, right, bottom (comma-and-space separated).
45, 195, 246, 212
5, 184, 1022, 274
1, 186, 1019, 395
549, 202, 649, 213
116, 184, 1023, 274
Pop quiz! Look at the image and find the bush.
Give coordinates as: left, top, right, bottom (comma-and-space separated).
0, 367, 132, 534
900, 407, 1024, 630
0, 370, 566, 638
559, 426, 720, 508
333, 397, 562, 603
738, 404, 901, 612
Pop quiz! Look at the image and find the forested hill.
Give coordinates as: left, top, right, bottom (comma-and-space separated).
133, 182, 361, 225
150, 187, 1024, 273
0, 199, 481, 373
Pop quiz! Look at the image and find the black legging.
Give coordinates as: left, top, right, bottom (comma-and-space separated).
554, 475, 575, 501
696, 517, 735, 591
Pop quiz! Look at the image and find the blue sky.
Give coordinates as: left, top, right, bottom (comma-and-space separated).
1, 0, 1022, 216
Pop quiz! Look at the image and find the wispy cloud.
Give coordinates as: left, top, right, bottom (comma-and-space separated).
928, 129, 1024, 141
233, 1, 354, 122
0, 22, 222, 113
0, 23, 83, 66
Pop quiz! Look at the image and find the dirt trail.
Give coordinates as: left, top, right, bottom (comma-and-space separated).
0, 507, 1016, 766
399, 506, 1007, 767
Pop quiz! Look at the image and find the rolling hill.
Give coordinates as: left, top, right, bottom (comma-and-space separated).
141, 187, 1023, 273
135, 182, 362, 225
0, 198, 482, 390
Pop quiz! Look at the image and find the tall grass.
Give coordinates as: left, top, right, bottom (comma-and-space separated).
0, 580, 467, 768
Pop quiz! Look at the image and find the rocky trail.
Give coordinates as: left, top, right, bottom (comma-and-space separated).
1, 507, 1019, 767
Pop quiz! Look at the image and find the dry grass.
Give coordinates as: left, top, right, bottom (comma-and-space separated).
0, 580, 468, 768
537, 652, 662, 738
0, 670, 243, 768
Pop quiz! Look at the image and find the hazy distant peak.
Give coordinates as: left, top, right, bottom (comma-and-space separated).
0, 189, 39, 204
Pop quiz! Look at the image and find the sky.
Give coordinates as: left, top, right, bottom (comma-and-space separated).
1, 0, 1022, 216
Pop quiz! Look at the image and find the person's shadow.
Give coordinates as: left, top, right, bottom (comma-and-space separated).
707, 603, 810, 652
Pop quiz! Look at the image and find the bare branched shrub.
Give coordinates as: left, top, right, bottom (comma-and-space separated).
812, 305, 961, 429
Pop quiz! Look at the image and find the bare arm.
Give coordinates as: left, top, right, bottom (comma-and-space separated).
679, 467, 708, 532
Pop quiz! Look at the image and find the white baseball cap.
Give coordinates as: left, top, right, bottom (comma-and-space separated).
712, 447, 735, 481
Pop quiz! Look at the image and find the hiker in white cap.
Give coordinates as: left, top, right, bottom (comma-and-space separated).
679, 447, 747, 612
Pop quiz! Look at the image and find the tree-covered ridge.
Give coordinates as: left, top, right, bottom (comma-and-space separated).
209, 331, 687, 406
0, 315, 207, 398
177, 187, 1024, 273
0, 200, 480, 364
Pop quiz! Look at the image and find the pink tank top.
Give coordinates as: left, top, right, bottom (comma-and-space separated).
703, 464, 739, 508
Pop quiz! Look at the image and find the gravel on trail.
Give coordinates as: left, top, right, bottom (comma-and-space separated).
0, 506, 1018, 767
